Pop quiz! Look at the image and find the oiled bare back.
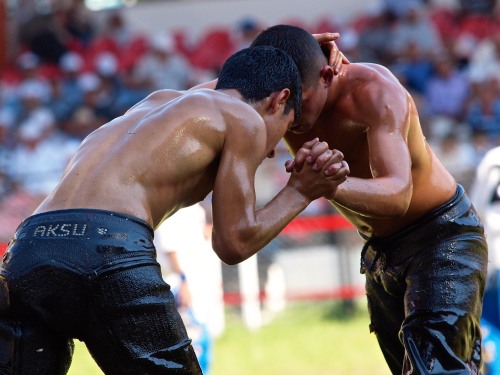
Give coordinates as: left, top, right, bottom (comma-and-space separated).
35, 89, 259, 228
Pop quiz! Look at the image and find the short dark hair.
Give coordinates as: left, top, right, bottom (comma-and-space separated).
215, 46, 301, 122
250, 24, 326, 88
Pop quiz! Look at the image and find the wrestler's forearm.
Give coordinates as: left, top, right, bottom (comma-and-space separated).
212, 184, 311, 265
332, 176, 412, 219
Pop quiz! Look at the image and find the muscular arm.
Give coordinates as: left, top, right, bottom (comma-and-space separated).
333, 70, 413, 219
211, 118, 346, 265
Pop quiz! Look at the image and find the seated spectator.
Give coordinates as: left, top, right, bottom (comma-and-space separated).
431, 132, 477, 190
356, 8, 397, 65
60, 0, 96, 47
8, 81, 80, 197
391, 41, 434, 95
470, 129, 494, 165
390, 2, 444, 61
127, 33, 193, 92
11, 52, 53, 113
464, 79, 500, 142
62, 72, 108, 139
382, 0, 428, 19
233, 18, 264, 51
18, 12, 69, 65
421, 54, 470, 137
90, 52, 125, 119
51, 51, 86, 123
467, 31, 500, 84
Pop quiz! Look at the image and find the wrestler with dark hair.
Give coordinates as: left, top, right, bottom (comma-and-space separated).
0, 46, 349, 374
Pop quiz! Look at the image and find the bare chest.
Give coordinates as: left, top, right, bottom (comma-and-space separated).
285, 120, 372, 178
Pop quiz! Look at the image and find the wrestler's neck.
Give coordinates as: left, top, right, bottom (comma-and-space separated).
215, 88, 243, 102
323, 66, 351, 109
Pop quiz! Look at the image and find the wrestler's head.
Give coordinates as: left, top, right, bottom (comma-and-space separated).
216, 46, 302, 155
216, 46, 301, 122
251, 24, 334, 133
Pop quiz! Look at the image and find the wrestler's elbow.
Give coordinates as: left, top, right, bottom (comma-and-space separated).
211, 234, 250, 265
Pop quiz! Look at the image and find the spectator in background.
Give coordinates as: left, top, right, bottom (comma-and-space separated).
99, 10, 135, 49
63, 72, 108, 139
18, 11, 69, 65
90, 52, 126, 119
154, 203, 225, 375
8, 81, 80, 197
382, 0, 428, 19
127, 33, 193, 92
464, 79, 500, 142
421, 54, 470, 139
470, 129, 493, 165
423, 54, 470, 121
431, 132, 477, 190
389, 2, 444, 61
51, 51, 85, 124
11, 52, 52, 112
0, 90, 44, 237
93, 51, 147, 117
60, 0, 95, 47
233, 18, 264, 51
391, 41, 434, 96
467, 31, 500, 84
356, 7, 397, 65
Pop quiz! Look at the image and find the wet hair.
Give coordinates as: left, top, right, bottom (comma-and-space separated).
215, 46, 301, 121
250, 24, 326, 88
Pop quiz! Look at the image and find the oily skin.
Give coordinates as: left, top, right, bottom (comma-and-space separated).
191, 34, 452, 237
34, 88, 349, 264
286, 60, 457, 237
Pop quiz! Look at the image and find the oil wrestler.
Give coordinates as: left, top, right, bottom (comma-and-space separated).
0, 46, 349, 374
252, 25, 488, 374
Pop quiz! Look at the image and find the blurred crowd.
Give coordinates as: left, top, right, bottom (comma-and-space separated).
2, 0, 500, 241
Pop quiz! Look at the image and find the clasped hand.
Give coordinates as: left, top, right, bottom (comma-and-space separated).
285, 138, 349, 200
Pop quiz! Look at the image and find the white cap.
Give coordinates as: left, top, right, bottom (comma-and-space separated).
60, 52, 84, 72
77, 72, 101, 93
95, 52, 118, 76
17, 52, 40, 70
150, 33, 175, 53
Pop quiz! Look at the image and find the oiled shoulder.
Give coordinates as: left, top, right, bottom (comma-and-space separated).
341, 63, 410, 131
126, 89, 184, 113
186, 90, 264, 133
347, 63, 403, 89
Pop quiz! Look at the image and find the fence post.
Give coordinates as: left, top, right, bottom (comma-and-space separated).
238, 255, 262, 330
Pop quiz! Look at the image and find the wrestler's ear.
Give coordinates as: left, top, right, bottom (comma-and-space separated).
320, 65, 334, 87
270, 89, 291, 113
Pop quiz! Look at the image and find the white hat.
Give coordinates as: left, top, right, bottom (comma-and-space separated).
17, 52, 40, 70
94, 52, 118, 76
77, 72, 101, 92
60, 52, 84, 72
150, 34, 175, 53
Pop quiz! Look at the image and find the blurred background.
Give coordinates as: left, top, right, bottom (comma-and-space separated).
2, 0, 500, 374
